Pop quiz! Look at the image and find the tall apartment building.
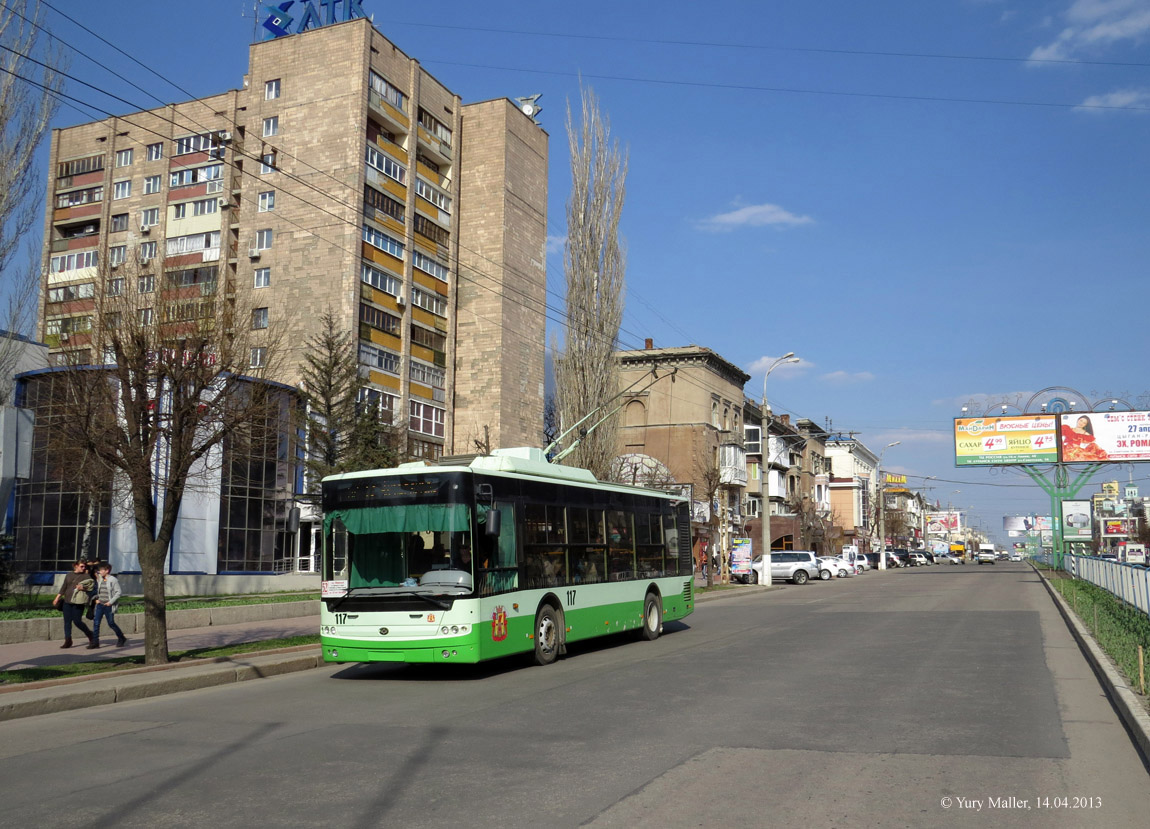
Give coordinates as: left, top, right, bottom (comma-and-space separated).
24, 18, 547, 577
40, 18, 547, 462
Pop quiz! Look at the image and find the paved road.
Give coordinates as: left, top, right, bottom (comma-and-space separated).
1, 563, 1147, 828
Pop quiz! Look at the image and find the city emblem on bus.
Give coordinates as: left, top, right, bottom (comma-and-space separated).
427, 614, 435, 623
492, 606, 508, 642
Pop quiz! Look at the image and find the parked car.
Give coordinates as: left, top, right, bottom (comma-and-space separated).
885, 552, 904, 568
919, 551, 937, 565
748, 551, 826, 585
818, 556, 855, 578
864, 553, 882, 569
907, 553, 929, 567
938, 553, 961, 565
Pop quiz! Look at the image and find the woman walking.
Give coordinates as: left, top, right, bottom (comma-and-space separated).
52, 560, 94, 648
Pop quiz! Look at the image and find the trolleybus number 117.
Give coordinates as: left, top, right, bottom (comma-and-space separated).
335, 613, 349, 624
566, 590, 577, 605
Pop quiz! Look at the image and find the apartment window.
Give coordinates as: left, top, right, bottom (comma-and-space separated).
165, 231, 219, 256
174, 133, 217, 156
55, 186, 103, 209
106, 278, 124, 296
262, 116, 279, 137
146, 142, 163, 161
169, 163, 222, 189
359, 303, 400, 335
49, 251, 98, 273
364, 185, 403, 223
139, 241, 157, 261
255, 228, 273, 251
138, 275, 155, 293
140, 207, 159, 227
368, 71, 405, 111
411, 287, 447, 317
744, 425, 762, 454
173, 203, 187, 220
410, 324, 446, 352
415, 178, 451, 213
252, 307, 269, 329
413, 214, 449, 247
260, 152, 277, 174
108, 245, 127, 267
258, 191, 275, 212
138, 307, 154, 326
409, 400, 445, 438
365, 145, 405, 184
417, 107, 452, 146
57, 154, 104, 179
250, 347, 267, 368
192, 198, 218, 216
409, 438, 442, 461
362, 225, 403, 258
265, 78, 280, 100
47, 283, 94, 303
167, 265, 217, 291
115, 149, 133, 167
410, 359, 445, 390
113, 180, 131, 200
411, 250, 447, 281
360, 263, 400, 296
358, 342, 400, 375
143, 175, 161, 195
254, 267, 270, 288
111, 213, 129, 232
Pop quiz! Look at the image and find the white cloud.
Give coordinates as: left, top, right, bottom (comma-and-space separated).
545, 234, 566, 255
696, 202, 814, 233
747, 354, 810, 380
1075, 87, 1150, 110
820, 370, 875, 384
1029, 0, 1150, 62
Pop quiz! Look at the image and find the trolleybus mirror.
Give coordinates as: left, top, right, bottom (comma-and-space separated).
485, 509, 501, 536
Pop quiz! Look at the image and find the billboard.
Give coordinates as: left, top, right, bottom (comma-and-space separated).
1059, 412, 1150, 463
926, 511, 962, 535
1061, 500, 1093, 541
1003, 515, 1051, 536
954, 416, 1058, 466
1102, 519, 1129, 537
731, 537, 752, 577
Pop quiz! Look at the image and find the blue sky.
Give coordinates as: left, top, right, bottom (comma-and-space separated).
25, 0, 1150, 541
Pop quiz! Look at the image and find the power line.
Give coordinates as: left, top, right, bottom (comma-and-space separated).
388, 19, 1150, 70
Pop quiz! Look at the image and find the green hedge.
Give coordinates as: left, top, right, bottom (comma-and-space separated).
1052, 577, 1150, 694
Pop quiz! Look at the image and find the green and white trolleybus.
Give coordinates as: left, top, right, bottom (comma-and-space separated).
319, 447, 695, 665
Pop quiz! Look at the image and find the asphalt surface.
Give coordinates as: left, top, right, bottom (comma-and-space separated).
1, 563, 1148, 828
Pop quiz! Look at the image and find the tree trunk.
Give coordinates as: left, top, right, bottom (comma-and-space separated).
135, 510, 170, 664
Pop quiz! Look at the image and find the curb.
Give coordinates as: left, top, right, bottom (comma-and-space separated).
1033, 565, 1150, 765
0, 646, 323, 722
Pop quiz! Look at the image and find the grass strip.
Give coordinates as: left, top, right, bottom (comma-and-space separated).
1051, 576, 1150, 695
0, 634, 320, 686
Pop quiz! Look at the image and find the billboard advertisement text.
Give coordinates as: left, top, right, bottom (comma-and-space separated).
954, 416, 1058, 466
1060, 412, 1150, 463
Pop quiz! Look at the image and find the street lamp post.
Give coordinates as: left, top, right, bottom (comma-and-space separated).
760, 352, 800, 587
877, 441, 900, 570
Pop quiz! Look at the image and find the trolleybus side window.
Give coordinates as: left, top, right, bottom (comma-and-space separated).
568, 507, 606, 585
635, 511, 664, 577
477, 501, 518, 596
607, 510, 635, 580
525, 503, 567, 588
664, 511, 682, 576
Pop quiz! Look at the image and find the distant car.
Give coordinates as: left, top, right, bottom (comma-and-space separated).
1098, 553, 1118, 562
919, 551, 937, 565
908, 553, 929, 567
1008, 552, 1022, 562
855, 555, 872, 572
885, 552, 904, 568
977, 550, 996, 565
939, 553, 961, 565
819, 556, 855, 578
747, 551, 826, 585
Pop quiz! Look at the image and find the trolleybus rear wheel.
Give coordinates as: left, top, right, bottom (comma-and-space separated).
641, 593, 662, 641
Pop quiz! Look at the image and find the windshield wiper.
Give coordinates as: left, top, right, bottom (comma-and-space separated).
397, 591, 451, 609
329, 586, 370, 611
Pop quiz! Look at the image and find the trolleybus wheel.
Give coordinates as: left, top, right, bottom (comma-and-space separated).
641, 592, 662, 641
534, 604, 560, 666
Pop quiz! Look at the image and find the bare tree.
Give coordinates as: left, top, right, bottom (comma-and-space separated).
694, 440, 722, 588
553, 85, 627, 478
43, 255, 287, 664
0, 0, 64, 398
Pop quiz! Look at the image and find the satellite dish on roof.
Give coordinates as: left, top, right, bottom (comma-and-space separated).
515, 94, 543, 124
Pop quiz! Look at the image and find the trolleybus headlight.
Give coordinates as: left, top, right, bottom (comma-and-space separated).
441, 626, 449, 635
450, 625, 459, 634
